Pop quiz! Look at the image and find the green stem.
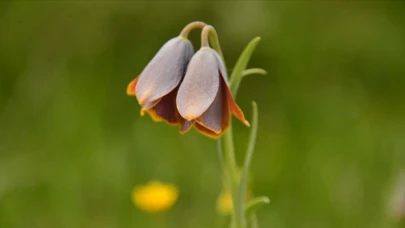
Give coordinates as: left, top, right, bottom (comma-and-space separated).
222, 124, 238, 187
201, 25, 226, 72
250, 214, 259, 228
178, 21, 207, 39
207, 27, 225, 65
222, 124, 241, 228
203, 24, 243, 228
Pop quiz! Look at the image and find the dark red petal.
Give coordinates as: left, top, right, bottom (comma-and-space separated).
221, 83, 230, 132
194, 122, 222, 139
194, 81, 231, 138
196, 83, 223, 134
143, 89, 181, 126
140, 99, 161, 116
150, 89, 181, 125
180, 120, 194, 134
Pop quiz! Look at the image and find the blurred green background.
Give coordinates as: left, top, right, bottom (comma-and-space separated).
1, 1, 405, 228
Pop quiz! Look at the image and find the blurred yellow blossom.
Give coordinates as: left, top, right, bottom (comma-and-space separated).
216, 188, 252, 215
216, 189, 233, 215
132, 181, 179, 213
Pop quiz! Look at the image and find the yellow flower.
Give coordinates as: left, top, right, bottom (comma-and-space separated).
216, 189, 233, 215
132, 181, 179, 213
216, 188, 252, 215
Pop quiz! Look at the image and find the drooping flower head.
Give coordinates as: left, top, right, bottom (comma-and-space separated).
127, 22, 207, 126
127, 22, 249, 138
176, 26, 250, 138
127, 37, 193, 125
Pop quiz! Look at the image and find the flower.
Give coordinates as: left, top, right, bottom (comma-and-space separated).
176, 47, 250, 138
131, 181, 179, 213
216, 188, 252, 215
127, 37, 194, 126
216, 189, 233, 215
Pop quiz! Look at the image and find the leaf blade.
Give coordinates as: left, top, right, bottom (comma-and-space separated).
241, 68, 267, 78
245, 196, 270, 218
230, 37, 261, 97
237, 101, 259, 226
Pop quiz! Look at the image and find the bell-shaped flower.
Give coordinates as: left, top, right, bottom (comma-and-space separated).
176, 48, 250, 138
127, 37, 194, 125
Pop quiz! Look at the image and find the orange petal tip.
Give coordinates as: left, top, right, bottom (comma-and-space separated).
194, 123, 225, 139
180, 113, 196, 121
127, 77, 139, 96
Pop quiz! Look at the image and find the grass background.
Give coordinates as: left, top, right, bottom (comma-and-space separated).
1, 1, 405, 228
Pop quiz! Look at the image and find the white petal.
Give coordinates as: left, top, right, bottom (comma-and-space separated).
136, 37, 194, 104
176, 49, 220, 120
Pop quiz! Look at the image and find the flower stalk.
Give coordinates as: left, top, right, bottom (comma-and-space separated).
222, 125, 242, 228
127, 21, 267, 228
214, 34, 265, 228
201, 24, 245, 228
179, 21, 207, 39
201, 25, 225, 64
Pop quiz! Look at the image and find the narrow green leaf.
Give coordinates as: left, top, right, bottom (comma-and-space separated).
237, 101, 259, 227
245, 196, 270, 218
241, 68, 267, 78
220, 125, 241, 227
230, 37, 261, 97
